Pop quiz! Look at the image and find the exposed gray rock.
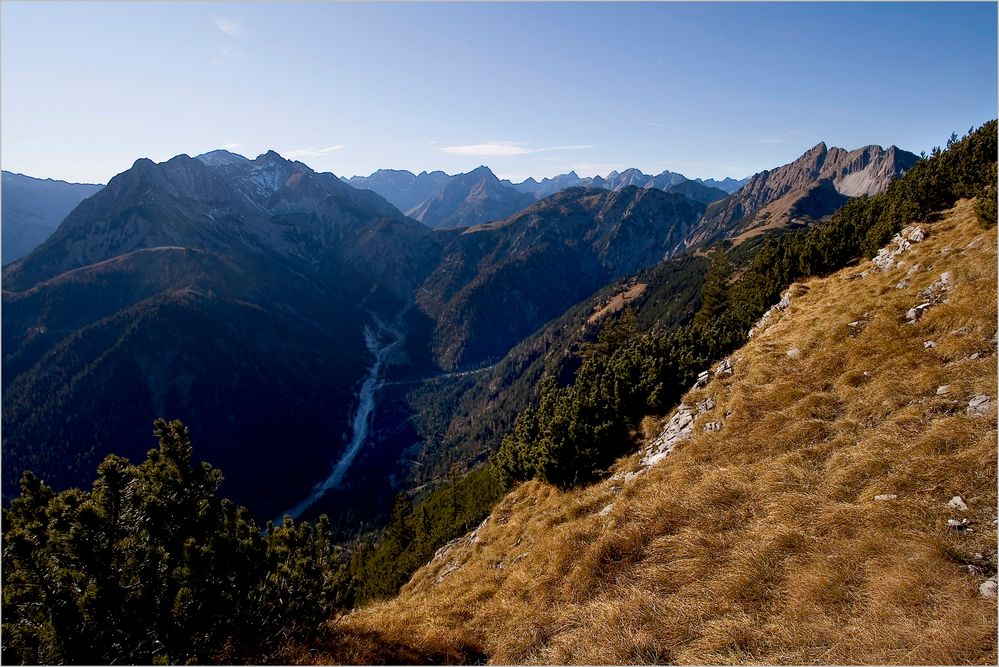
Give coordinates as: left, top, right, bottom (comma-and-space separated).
611, 469, 644, 484
873, 225, 926, 271
906, 303, 932, 322
717, 358, 733, 375
968, 395, 994, 416
703, 421, 721, 432
980, 576, 997, 598
947, 496, 969, 511
597, 503, 614, 517
433, 537, 464, 564
936, 385, 951, 395
694, 370, 713, 389
922, 272, 954, 302
924, 340, 937, 349
947, 518, 972, 531
874, 494, 897, 501
748, 288, 794, 338
640, 403, 695, 466
698, 397, 716, 412
436, 558, 463, 582
786, 347, 802, 359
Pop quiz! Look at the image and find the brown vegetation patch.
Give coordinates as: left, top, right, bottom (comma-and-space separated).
587, 281, 648, 325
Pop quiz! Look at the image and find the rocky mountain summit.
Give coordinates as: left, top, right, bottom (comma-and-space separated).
3, 150, 429, 293
691, 142, 919, 247
406, 166, 537, 229
509, 168, 690, 199
344, 169, 453, 214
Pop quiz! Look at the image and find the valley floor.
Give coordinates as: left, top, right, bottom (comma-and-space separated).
282, 200, 997, 665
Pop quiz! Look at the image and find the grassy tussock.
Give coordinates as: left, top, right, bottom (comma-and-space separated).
307, 200, 997, 664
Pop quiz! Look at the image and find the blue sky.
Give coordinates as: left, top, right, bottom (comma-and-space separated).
2, 2, 996, 184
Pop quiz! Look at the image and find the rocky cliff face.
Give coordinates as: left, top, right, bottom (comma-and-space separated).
346, 169, 453, 214
407, 166, 537, 229
690, 142, 919, 247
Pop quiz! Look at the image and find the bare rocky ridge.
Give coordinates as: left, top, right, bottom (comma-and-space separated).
690, 142, 919, 247
405, 166, 537, 229
344, 169, 453, 213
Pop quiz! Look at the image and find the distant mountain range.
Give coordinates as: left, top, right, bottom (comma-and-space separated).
1, 172, 103, 263
694, 176, 747, 193
3, 139, 917, 523
345, 166, 740, 229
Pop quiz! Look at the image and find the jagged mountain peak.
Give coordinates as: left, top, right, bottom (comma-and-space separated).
256, 149, 285, 163
465, 165, 497, 179
2, 150, 411, 290
195, 149, 252, 167
689, 140, 919, 248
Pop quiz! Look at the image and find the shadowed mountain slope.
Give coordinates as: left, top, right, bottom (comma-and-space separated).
416, 185, 706, 370
1, 171, 103, 264
1, 150, 437, 518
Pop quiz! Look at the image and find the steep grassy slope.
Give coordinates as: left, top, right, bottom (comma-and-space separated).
314, 200, 997, 664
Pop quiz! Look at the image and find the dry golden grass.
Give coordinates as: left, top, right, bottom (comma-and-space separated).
311, 201, 998, 665
587, 282, 648, 325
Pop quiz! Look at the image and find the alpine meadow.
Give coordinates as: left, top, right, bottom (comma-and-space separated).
1, 2, 997, 665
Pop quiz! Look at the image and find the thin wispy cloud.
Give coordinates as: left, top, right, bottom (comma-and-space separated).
440, 141, 595, 157
214, 17, 246, 38
646, 121, 688, 133
212, 46, 242, 65
222, 142, 241, 150
283, 145, 346, 159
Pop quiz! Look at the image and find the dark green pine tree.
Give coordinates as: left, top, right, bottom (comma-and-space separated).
693, 248, 731, 328
1, 419, 354, 665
